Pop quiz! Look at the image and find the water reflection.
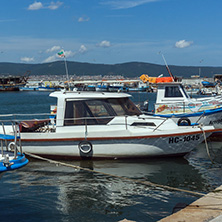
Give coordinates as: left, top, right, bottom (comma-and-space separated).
187, 142, 222, 189
0, 157, 212, 221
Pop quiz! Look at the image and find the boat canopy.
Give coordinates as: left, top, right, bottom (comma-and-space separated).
50, 91, 132, 100
50, 90, 141, 127
156, 82, 190, 104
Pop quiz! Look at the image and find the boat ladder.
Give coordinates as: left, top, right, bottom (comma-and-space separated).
0, 121, 23, 160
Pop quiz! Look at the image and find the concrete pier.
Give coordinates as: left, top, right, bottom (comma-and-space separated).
159, 185, 222, 222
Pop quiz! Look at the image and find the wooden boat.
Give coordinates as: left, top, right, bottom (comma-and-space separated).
0, 75, 28, 91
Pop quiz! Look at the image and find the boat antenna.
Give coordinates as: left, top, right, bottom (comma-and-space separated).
161, 53, 175, 82
58, 49, 70, 89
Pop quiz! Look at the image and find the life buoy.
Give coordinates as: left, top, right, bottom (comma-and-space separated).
8, 142, 17, 151
78, 141, 92, 154
177, 117, 191, 126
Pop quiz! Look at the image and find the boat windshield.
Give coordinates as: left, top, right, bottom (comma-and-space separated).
64, 97, 141, 126
165, 86, 183, 97
180, 85, 189, 98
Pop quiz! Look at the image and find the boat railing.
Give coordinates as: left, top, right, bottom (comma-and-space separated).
0, 113, 50, 121
0, 120, 23, 159
63, 115, 171, 132
0, 113, 175, 133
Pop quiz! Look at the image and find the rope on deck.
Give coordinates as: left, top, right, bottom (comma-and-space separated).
25, 152, 205, 197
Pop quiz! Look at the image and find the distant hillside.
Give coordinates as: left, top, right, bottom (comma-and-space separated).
0, 61, 221, 78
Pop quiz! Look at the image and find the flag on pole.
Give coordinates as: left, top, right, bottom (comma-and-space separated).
58, 50, 65, 57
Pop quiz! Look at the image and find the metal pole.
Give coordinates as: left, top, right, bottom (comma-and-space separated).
1, 122, 7, 150
161, 54, 175, 81
125, 116, 128, 130
16, 122, 22, 154
1, 140, 3, 156
64, 56, 69, 82
13, 122, 17, 159
85, 119, 88, 140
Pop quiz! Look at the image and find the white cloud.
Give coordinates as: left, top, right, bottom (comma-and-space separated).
175, 40, 193, 48
43, 55, 57, 63
61, 50, 75, 58
46, 46, 61, 53
79, 45, 87, 53
78, 16, 90, 22
28, 1, 63, 10
98, 40, 111, 48
20, 57, 34, 62
47, 1, 63, 10
101, 0, 160, 9
28, 1, 43, 10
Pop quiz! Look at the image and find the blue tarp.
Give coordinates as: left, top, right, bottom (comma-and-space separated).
201, 81, 216, 87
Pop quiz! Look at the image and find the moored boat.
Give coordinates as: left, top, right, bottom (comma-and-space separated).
0, 125, 28, 172
143, 82, 222, 129
0, 75, 28, 91
0, 90, 217, 159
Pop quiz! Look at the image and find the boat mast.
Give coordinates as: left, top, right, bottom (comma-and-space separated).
161, 54, 175, 82
58, 49, 70, 90
64, 54, 69, 82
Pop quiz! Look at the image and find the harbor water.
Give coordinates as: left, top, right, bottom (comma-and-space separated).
0, 91, 222, 222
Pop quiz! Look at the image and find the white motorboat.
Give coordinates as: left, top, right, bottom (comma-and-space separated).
0, 90, 217, 159
144, 82, 222, 128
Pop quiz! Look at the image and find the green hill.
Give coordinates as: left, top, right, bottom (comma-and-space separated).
0, 61, 221, 78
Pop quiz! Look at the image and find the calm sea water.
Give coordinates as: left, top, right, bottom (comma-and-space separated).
0, 91, 222, 222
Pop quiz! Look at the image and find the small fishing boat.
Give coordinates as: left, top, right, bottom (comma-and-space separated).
0, 90, 217, 159
143, 82, 222, 128
38, 81, 57, 91
0, 75, 28, 91
0, 125, 28, 172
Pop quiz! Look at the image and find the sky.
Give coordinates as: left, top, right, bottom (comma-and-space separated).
0, 0, 221, 67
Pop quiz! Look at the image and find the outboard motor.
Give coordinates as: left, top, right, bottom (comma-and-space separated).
140, 100, 149, 112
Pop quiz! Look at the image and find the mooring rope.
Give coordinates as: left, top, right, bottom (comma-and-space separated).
199, 125, 214, 164
25, 152, 205, 197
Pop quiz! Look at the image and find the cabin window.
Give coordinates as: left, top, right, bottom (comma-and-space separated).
64, 101, 97, 126
131, 122, 156, 127
86, 100, 111, 117
180, 85, 189, 98
108, 98, 141, 116
165, 86, 183, 97
64, 98, 141, 126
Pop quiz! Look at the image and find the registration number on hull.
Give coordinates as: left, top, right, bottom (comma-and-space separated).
169, 135, 200, 144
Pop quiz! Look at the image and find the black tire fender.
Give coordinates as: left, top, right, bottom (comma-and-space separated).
177, 117, 191, 126
78, 141, 93, 154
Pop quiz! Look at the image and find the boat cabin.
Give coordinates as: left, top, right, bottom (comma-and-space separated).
154, 82, 204, 114
156, 82, 190, 104
51, 91, 142, 127
154, 82, 222, 115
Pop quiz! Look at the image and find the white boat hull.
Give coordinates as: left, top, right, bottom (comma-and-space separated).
19, 127, 214, 159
